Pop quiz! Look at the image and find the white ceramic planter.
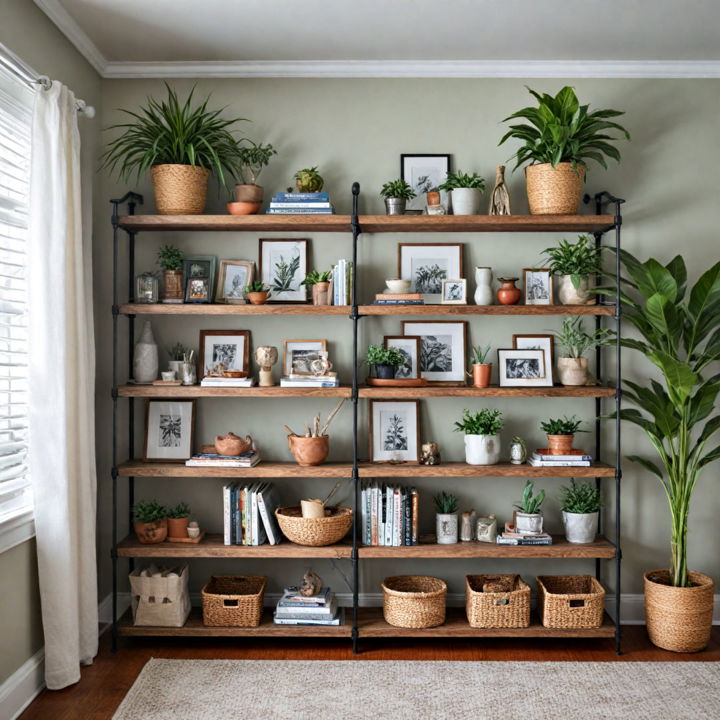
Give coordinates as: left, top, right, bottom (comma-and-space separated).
474, 266, 493, 305
451, 188, 481, 215
464, 434, 500, 465
436, 513, 458, 544
557, 274, 594, 305
557, 356, 589, 386
562, 511, 599, 543
515, 512, 543, 534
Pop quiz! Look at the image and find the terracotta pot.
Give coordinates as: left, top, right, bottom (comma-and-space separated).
215, 432, 253, 456
227, 201, 261, 215
288, 434, 329, 466
497, 277, 521, 305
525, 162, 586, 215
166, 517, 189, 539
557, 356, 589, 386
134, 518, 167, 544
162, 270, 183, 302
547, 433, 575, 455
312, 282, 330, 305
151, 164, 209, 215
234, 183, 264, 203
471, 363, 492, 388
557, 274, 596, 305
247, 291, 269, 305
644, 569, 715, 652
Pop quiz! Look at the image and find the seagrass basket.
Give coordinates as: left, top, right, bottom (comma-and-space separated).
525, 162, 585, 215
201, 575, 266, 627
382, 575, 447, 628
275, 506, 352, 546
537, 575, 605, 629
151, 163, 209, 215
465, 574, 531, 628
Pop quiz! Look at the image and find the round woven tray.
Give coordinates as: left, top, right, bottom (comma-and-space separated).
275, 505, 352, 546
525, 162, 585, 215
151, 164, 209, 215
382, 575, 447, 628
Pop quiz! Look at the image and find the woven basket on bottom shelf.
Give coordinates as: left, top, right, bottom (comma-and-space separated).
275, 506, 352, 546
536, 575, 605, 629
382, 575, 447, 629
201, 575, 266, 627
465, 574, 531, 628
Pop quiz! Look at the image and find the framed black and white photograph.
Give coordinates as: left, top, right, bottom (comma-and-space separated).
216, 260, 254, 304
512, 334, 555, 386
182, 255, 217, 303
523, 268, 554, 305
402, 320, 468, 385
398, 243, 463, 303
283, 339, 327, 376
401, 154, 451, 211
185, 277, 210, 303
384, 335, 421, 379
369, 400, 420, 463
199, 330, 250, 378
441, 278, 467, 305
143, 399, 195, 462
259, 239, 309, 303
497, 348, 551, 387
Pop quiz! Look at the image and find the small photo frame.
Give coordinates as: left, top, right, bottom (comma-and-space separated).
283, 339, 327, 376
401, 154, 451, 211
144, 399, 195, 462
512, 334, 555, 386
260, 238, 309, 303
369, 400, 420, 463
497, 348, 550, 387
384, 335, 421, 380
185, 277, 210, 303
199, 330, 250, 378
523, 268, 554, 305
216, 260, 254, 304
182, 255, 217, 303
402, 320, 468, 385
398, 243, 463, 303
441, 279, 467, 305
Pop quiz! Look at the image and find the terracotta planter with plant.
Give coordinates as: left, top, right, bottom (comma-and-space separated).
133, 500, 168, 544
559, 479, 601, 543
555, 316, 612, 385
301, 270, 333, 306
166, 502, 191, 539
365, 344, 405, 381
157, 245, 185, 303
380, 179, 416, 215
232, 140, 277, 212
541, 415, 586, 455
542, 235, 600, 305
468, 344, 492, 387
285, 400, 345, 467
514, 481, 545, 534
455, 408, 503, 466
244, 281, 270, 305
439, 171, 485, 216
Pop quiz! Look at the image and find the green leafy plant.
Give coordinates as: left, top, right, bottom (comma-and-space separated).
433, 491, 458, 514
244, 280, 269, 293
438, 171, 486, 191
555, 316, 614, 358
540, 415, 586, 435
300, 270, 332, 287
454, 408, 503, 436
365, 344, 405, 367
235, 140, 277, 185
499, 85, 630, 172
134, 500, 168, 523
470, 344, 491, 365
167, 502, 191, 519
514, 481, 545, 514
294, 166, 324, 192
168, 342, 186, 361
542, 235, 602, 288
380, 179, 416, 200
271, 254, 301, 292
559, 479, 602, 514
101, 84, 247, 187
157, 245, 185, 272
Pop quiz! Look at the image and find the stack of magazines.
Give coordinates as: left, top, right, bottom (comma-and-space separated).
497, 521, 553, 546
273, 586, 342, 626
280, 373, 339, 388
527, 449, 592, 467
186, 450, 260, 468
200, 376, 256, 388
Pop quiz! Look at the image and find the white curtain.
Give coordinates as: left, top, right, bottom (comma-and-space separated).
28, 81, 98, 690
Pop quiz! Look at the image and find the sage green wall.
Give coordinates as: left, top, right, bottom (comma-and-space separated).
98, 77, 720, 606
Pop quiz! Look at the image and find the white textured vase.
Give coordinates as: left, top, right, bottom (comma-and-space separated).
563, 511, 599, 543
133, 321, 159, 383
436, 513, 458, 544
464, 434, 500, 465
451, 188, 481, 215
474, 267, 493, 305
515, 512, 543, 534
557, 356, 589, 386
557, 274, 594, 305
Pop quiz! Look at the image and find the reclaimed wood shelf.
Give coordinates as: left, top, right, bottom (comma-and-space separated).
117, 460, 353, 478
358, 461, 615, 478
119, 303, 350, 316
118, 385, 352, 398
359, 304, 615, 316
358, 385, 616, 399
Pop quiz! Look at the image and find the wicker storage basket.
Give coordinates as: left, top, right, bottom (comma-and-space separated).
382, 575, 447, 628
201, 575, 266, 627
151, 164, 209, 215
537, 575, 605, 629
275, 506, 352, 546
525, 162, 585, 215
465, 574, 531, 628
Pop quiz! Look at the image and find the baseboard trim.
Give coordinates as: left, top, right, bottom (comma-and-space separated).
0, 649, 45, 720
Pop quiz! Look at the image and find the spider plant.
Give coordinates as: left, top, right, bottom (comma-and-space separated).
438, 171, 486, 191
555, 317, 614, 358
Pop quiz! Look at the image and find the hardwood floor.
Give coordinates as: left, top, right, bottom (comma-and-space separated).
20, 626, 720, 720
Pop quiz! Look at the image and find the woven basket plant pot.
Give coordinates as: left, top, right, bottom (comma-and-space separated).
644, 569, 715, 652
275, 506, 352, 546
525, 162, 586, 215
151, 164, 210, 215
382, 575, 447, 628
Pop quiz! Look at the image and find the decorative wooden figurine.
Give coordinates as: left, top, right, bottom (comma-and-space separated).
255, 345, 278, 386
300, 570, 323, 597
420, 441, 441, 465
489, 165, 511, 215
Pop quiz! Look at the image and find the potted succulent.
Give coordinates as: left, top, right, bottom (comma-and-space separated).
540, 415, 586, 455
555, 316, 613, 385
499, 86, 630, 214
559, 479, 602, 544
167, 342, 186, 379
380, 179, 416, 215
365, 344, 405, 380
166, 502, 191, 539
542, 235, 601, 305
157, 245, 185, 303
294, 166, 324, 193
231, 140, 277, 212
468, 344, 492, 388
439, 171, 486, 215
102, 84, 247, 215
301, 270, 332, 305
133, 500, 168, 544
454, 408, 503, 465
244, 280, 270, 305
514, 481, 545, 534
434, 491, 459, 544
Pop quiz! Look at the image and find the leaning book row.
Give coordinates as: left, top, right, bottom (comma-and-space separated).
360, 482, 419, 546
222, 482, 281, 545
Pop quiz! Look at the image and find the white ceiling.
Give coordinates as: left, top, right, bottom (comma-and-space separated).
34, 0, 720, 77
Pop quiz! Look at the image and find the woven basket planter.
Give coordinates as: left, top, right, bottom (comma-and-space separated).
525, 162, 585, 215
382, 575, 447, 628
644, 569, 715, 652
275, 506, 352, 546
201, 575, 266, 627
151, 164, 210, 215
537, 575, 605, 629
465, 575, 531, 628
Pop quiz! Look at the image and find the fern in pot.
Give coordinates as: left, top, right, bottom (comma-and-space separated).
454, 408, 503, 465
555, 317, 613, 386
439, 171, 485, 216
559, 479, 602, 543
542, 235, 601, 305
514, 481, 545, 534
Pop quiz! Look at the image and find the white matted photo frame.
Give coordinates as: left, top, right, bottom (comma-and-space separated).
402, 320, 468, 385
401, 154, 451, 211
199, 330, 250, 378
523, 268, 554, 305
216, 260, 254, 304
441, 278, 467, 304
512, 334, 555, 386
144, 399, 196, 462
497, 348, 552, 387
398, 243, 463, 303
384, 335, 421, 380
283, 339, 327, 376
369, 399, 420, 463
259, 238, 309, 303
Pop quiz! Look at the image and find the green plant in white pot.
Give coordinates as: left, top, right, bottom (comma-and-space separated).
439, 171, 485, 215
434, 491, 459, 544
554, 317, 613, 386
542, 235, 601, 305
558, 479, 602, 543
454, 408, 503, 465
514, 480, 545, 534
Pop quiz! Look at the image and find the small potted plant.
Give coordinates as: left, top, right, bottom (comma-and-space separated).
559, 479, 602, 543
555, 317, 613, 385
157, 245, 185, 303
439, 171, 486, 215
514, 481, 545, 534
542, 235, 601, 305
301, 270, 333, 305
294, 166, 324, 193
365, 344, 405, 380
166, 502, 191, 539
133, 500, 168, 544
468, 344, 492, 387
541, 415, 586, 455
434, 491, 459, 544
167, 342, 186, 378
380, 179, 416, 215
231, 140, 277, 212
285, 400, 344, 466
244, 280, 271, 305
454, 408, 503, 465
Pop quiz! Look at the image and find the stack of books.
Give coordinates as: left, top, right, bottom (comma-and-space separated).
200, 376, 257, 388
274, 586, 342, 626
222, 481, 280, 545
331, 259, 352, 305
497, 521, 553, 546
360, 482, 419, 546
266, 192, 334, 214
528, 449, 592, 467
186, 450, 260, 468
372, 292, 424, 306
280, 373, 340, 388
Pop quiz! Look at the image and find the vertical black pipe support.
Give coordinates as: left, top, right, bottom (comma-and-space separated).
593, 226, 603, 581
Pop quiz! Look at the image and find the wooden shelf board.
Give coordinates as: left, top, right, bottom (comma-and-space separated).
360, 304, 615, 316
358, 462, 615, 478
118, 215, 352, 232
118, 385, 352, 398
119, 303, 350, 316
118, 460, 353, 478
358, 385, 616, 399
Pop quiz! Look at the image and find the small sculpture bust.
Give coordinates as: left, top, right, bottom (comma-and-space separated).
254, 345, 278, 387
420, 441, 441, 465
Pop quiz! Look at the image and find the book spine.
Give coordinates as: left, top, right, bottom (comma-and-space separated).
394, 486, 402, 547
529, 460, 591, 467
375, 294, 423, 301
404, 488, 412, 546
269, 202, 333, 208
251, 487, 258, 545
273, 616, 340, 626
411, 488, 419, 545
379, 484, 386, 547
372, 300, 425, 305
231, 484, 238, 545
370, 484, 378, 546
267, 208, 334, 214
273, 192, 329, 200
239, 486, 247, 545
360, 485, 368, 545
385, 485, 393, 547
223, 484, 231, 545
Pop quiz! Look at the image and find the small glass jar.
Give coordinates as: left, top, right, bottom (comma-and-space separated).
136, 272, 159, 303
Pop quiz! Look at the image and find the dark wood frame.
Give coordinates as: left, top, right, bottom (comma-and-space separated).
401, 320, 468, 386
368, 399, 421, 463
259, 238, 310, 304
215, 259, 254, 304
397, 243, 464, 300
282, 338, 328, 376
199, 330, 251, 379
143, 398, 196, 462
512, 333, 555, 382
383, 335, 421, 380
497, 347, 552, 388
523, 267, 554, 305
184, 276, 211, 304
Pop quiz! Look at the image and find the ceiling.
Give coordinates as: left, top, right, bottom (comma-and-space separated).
35, 0, 720, 77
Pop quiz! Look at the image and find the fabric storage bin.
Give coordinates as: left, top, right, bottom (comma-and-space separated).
201, 575, 266, 627
129, 564, 191, 627
465, 574, 531, 628
537, 575, 606, 629
382, 575, 447, 628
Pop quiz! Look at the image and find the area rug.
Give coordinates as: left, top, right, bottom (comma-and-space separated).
113, 659, 719, 720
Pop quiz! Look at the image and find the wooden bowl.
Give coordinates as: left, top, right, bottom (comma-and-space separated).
227, 201, 261, 215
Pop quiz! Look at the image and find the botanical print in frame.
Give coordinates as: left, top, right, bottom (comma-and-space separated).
513, 334, 555, 386
216, 260, 254, 304
182, 255, 217, 303
523, 268, 554, 305
400, 154, 451, 211
259, 238, 309, 303
369, 400, 420, 463
144, 399, 195, 462
398, 243, 463, 303
441, 278, 467, 304
283, 339, 327, 376
497, 348, 550, 387
402, 320, 467, 385
199, 330, 250, 378
384, 335, 421, 380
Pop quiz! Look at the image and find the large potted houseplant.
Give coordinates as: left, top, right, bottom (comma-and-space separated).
365, 344, 405, 380
514, 480, 545, 534
439, 171, 486, 215
603, 249, 719, 652
542, 235, 601, 305
157, 245, 185, 303
380, 179, 416, 215
454, 408, 503, 465
555, 316, 612, 385
102, 84, 246, 215
499, 86, 630, 214
540, 415, 586, 455
231, 140, 277, 211
559, 479, 601, 543
134, 500, 168, 544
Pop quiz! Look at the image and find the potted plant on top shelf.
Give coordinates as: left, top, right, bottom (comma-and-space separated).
542, 235, 601, 305
439, 171, 486, 215
559, 479, 601, 544
365, 344, 405, 380
134, 500, 168, 544
157, 245, 185, 303
499, 85, 630, 215
301, 270, 332, 305
294, 166, 324, 192
230, 140, 277, 213
540, 415, 586, 455
514, 480, 545, 535
380, 179, 416, 215
454, 408, 503, 465
554, 316, 613, 386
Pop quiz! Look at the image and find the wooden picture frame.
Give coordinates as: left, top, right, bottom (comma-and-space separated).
283, 339, 328, 376
441, 278, 467, 304
513, 334, 555, 385
259, 238, 309, 303
400, 153, 451, 211
497, 348, 552, 387
143, 399, 196, 462
384, 335, 421, 380
401, 320, 468, 386
216, 260, 254, 304
369, 399, 420, 463
199, 330, 251, 378
398, 243, 463, 303
523, 267, 554, 305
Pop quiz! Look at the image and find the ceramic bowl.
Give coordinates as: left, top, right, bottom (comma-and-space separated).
385, 278, 411, 294
227, 201, 261, 215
